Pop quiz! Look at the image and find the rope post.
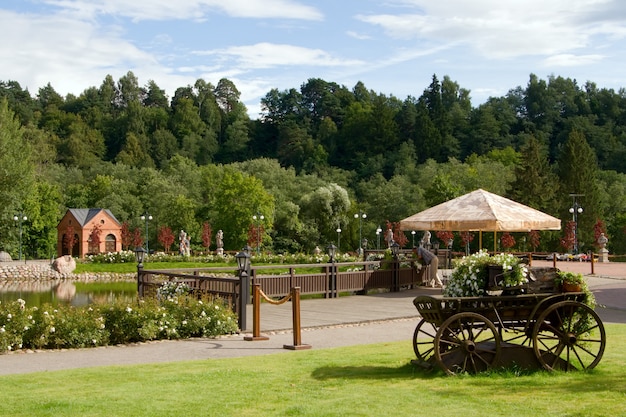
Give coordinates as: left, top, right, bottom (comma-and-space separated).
552, 253, 557, 269
283, 287, 311, 350
591, 251, 595, 275
244, 284, 269, 341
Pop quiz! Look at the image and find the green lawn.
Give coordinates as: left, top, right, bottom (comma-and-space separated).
0, 324, 624, 416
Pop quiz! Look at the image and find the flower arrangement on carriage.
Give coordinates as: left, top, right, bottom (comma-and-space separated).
443, 250, 528, 297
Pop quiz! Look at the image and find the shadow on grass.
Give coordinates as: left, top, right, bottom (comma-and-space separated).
311, 361, 442, 380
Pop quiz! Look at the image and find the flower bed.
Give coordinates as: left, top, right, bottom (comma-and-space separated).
443, 250, 528, 297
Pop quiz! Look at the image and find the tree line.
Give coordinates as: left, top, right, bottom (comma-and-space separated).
0, 71, 625, 258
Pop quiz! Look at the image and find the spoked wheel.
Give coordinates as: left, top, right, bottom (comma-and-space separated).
434, 312, 501, 375
532, 300, 606, 371
412, 319, 439, 363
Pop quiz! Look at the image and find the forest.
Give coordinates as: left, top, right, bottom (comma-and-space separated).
0, 72, 625, 258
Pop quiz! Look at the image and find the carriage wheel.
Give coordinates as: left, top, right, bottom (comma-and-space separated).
412, 319, 439, 363
434, 312, 501, 375
532, 300, 606, 371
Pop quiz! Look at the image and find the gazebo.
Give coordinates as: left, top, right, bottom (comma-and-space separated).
399, 189, 561, 250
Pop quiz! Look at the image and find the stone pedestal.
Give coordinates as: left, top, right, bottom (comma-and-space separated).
216, 248, 224, 256
599, 248, 609, 263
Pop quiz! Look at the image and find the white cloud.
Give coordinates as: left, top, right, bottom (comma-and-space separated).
543, 54, 606, 66
346, 30, 371, 40
357, 0, 625, 59
194, 43, 365, 70
44, 0, 323, 21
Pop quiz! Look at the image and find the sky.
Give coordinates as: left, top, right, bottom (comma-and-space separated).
2, 0, 626, 118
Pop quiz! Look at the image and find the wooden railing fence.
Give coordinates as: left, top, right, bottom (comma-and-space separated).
137, 260, 425, 330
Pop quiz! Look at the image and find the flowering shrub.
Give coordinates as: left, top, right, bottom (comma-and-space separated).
157, 281, 192, 301
0, 296, 238, 353
82, 251, 359, 265
443, 250, 527, 297
85, 251, 137, 264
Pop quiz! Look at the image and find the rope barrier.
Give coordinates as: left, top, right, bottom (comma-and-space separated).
244, 284, 311, 350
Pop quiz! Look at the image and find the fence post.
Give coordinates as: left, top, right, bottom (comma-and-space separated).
238, 270, 250, 331
283, 287, 311, 350
244, 284, 269, 341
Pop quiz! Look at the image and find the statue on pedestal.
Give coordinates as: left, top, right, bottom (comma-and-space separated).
598, 233, 609, 263
216, 230, 224, 256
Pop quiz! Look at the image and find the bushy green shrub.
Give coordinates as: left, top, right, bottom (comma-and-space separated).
0, 295, 238, 353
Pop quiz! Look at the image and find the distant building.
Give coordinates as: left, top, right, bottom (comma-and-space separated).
56, 209, 122, 258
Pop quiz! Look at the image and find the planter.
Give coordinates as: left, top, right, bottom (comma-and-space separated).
562, 282, 583, 292
487, 265, 504, 290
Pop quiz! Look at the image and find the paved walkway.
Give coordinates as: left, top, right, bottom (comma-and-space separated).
0, 260, 624, 375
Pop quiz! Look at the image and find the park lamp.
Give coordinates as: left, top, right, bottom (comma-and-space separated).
134, 246, 147, 268
390, 241, 400, 258
326, 243, 337, 262
235, 250, 251, 273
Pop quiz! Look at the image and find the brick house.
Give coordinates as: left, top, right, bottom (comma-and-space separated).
57, 209, 122, 258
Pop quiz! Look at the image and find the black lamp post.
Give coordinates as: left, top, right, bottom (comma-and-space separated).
235, 250, 251, 330
134, 246, 147, 297
390, 241, 400, 292
569, 194, 584, 254
13, 213, 27, 261
327, 243, 337, 298
447, 238, 454, 269
411, 230, 416, 247
252, 213, 264, 254
140, 213, 152, 255
376, 225, 382, 250
354, 211, 367, 255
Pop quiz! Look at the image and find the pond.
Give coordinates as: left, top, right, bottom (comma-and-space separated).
0, 282, 138, 308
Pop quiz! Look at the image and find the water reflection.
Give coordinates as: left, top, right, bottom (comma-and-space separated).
0, 282, 137, 307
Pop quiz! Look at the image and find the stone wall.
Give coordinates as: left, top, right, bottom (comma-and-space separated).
0, 263, 135, 287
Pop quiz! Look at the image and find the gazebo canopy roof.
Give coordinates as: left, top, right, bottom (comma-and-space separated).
399, 189, 561, 232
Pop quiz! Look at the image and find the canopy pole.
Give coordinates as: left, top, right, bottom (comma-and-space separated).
479, 231, 482, 250
494, 231, 497, 253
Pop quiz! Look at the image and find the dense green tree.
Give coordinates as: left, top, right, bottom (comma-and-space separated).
0, 99, 36, 255
510, 135, 559, 213
557, 130, 601, 253
211, 168, 274, 250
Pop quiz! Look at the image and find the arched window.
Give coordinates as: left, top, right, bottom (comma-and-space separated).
105, 234, 116, 253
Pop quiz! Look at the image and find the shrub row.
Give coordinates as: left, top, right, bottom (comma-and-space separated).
0, 295, 238, 353
83, 250, 362, 264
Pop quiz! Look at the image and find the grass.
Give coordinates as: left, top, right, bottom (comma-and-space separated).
0, 324, 624, 416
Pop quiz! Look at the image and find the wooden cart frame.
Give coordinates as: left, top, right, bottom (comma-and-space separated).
412, 291, 606, 375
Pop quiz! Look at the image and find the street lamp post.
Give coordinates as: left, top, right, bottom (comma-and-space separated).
235, 250, 251, 330
569, 194, 584, 254
376, 225, 382, 250
326, 243, 337, 298
336, 226, 341, 251
252, 212, 264, 254
411, 230, 416, 247
13, 213, 27, 261
140, 213, 152, 255
390, 241, 400, 292
354, 211, 367, 255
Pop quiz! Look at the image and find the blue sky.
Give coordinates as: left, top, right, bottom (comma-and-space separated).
2, 0, 626, 118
